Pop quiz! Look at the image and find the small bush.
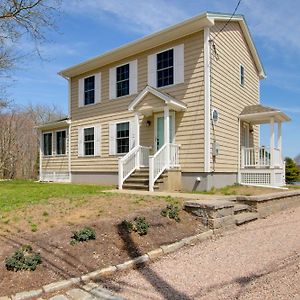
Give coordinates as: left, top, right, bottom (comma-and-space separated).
5, 245, 42, 271
121, 217, 149, 236
71, 227, 96, 245
161, 204, 181, 222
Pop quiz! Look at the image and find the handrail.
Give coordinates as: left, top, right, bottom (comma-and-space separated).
118, 145, 151, 190
149, 143, 180, 192
241, 146, 282, 169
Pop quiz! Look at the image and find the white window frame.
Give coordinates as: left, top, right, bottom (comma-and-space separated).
55, 129, 67, 156
148, 44, 184, 89
240, 64, 245, 86
116, 121, 131, 155
78, 73, 101, 107
43, 131, 53, 157
109, 60, 138, 100
116, 63, 130, 98
83, 126, 95, 157
109, 118, 135, 156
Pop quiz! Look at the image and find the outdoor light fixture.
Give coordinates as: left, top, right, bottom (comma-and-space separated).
146, 120, 151, 127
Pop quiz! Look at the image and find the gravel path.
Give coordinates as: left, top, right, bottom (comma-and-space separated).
104, 207, 300, 300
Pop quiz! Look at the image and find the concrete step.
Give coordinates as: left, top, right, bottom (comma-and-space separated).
130, 174, 149, 179
235, 212, 259, 226
125, 178, 149, 184
123, 183, 149, 190
234, 204, 251, 215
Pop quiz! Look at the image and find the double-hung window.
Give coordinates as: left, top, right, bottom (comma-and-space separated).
116, 64, 130, 97
43, 133, 52, 156
84, 127, 95, 156
157, 49, 174, 88
116, 122, 130, 154
84, 76, 95, 105
56, 130, 66, 155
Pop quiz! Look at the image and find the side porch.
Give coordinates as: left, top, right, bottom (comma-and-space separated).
239, 105, 290, 188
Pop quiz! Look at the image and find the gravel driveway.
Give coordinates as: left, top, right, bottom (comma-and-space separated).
104, 207, 300, 300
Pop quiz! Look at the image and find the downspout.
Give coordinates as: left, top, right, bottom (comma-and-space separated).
204, 27, 211, 173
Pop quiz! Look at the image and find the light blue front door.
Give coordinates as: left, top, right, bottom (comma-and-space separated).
156, 116, 174, 151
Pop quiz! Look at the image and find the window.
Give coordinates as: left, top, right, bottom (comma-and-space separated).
43, 133, 52, 156
56, 130, 66, 155
116, 122, 130, 154
116, 64, 130, 97
84, 127, 94, 156
84, 76, 95, 105
240, 65, 245, 86
157, 49, 174, 88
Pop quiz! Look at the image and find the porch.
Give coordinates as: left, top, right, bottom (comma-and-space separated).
118, 86, 186, 191
239, 105, 290, 187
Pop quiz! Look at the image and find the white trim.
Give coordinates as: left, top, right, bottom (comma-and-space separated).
237, 118, 241, 184
68, 124, 72, 182
39, 131, 43, 181
79, 74, 100, 107
204, 27, 211, 173
154, 111, 175, 152
128, 85, 187, 112
54, 129, 67, 156
42, 131, 53, 157
109, 119, 133, 156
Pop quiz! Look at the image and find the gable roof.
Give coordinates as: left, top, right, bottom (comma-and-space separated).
240, 104, 290, 124
128, 85, 187, 112
59, 12, 265, 79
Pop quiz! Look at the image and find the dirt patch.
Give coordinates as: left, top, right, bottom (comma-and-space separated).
0, 194, 206, 296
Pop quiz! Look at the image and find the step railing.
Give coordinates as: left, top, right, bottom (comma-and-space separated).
118, 145, 151, 190
149, 143, 180, 192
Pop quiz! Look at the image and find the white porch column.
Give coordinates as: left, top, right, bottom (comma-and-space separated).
270, 117, 275, 169
135, 112, 140, 168
164, 105, 170, 168
135, 112, 140, 147
39, 130, 43, 181
277, 121, 282, 165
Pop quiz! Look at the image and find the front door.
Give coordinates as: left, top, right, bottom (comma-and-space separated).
155, 113, 174, 151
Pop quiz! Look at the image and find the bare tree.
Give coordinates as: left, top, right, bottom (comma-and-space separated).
0, 103, 65, 179
0, 0, 61, 73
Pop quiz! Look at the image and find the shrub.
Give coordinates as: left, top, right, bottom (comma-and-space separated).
161, 204, 181, 222
285, 157, 300, 184
71, 227, 96, 245
5, 245, 42, 271
121, 217, 149, 236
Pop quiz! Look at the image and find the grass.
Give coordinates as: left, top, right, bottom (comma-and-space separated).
0, 180, 110, 212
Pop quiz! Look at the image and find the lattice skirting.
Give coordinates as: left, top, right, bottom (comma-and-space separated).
241, 172, 271, 185
40, 171, 70, 182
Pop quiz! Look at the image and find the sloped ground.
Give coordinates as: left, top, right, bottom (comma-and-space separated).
102, 206, 300, 300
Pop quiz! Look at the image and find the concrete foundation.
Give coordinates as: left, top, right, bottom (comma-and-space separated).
181, 172, 238, 192
71, 172, 118, 186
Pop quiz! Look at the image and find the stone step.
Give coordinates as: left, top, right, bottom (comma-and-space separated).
234, 204, 251, 215
235, 212, 259, 226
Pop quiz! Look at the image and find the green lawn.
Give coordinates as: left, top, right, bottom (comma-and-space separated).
0, 180, 110, 212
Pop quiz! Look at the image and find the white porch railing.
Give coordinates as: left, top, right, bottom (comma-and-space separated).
241, 147, 283, 168
118, 145, 151, 189
149, 143, 180, 192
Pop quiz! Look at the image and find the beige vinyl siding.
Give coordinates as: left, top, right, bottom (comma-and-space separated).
70, 31, 205, 173
210, 21, 260, 172
42, 127, 69, 173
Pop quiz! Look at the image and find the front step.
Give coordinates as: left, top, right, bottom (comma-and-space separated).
234, 204, 251, 214
235, 212, 259, 226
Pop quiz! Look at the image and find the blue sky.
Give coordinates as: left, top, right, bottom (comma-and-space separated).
7, 0, 300, 158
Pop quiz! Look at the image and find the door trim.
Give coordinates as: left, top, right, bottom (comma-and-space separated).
154, 111, 175, 152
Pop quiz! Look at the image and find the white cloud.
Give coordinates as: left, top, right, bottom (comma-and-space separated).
65, 0, 188, 34
242, 0, 300, 51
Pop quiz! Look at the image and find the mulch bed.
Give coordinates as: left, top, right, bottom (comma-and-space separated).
0, 205, 206, 296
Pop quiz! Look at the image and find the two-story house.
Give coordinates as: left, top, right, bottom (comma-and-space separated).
38, 12, 290, 191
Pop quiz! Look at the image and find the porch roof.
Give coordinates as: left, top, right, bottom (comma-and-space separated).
128, 85, 187, 113
239, 104, 290, 124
